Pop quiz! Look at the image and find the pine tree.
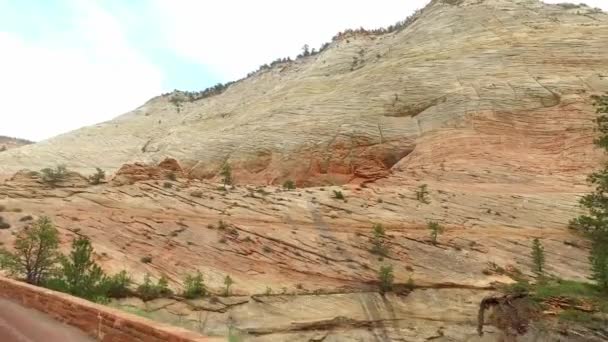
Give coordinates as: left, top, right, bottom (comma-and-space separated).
53, 237, 107, 301
570, 95, 608, 291
531, 238, 545, 278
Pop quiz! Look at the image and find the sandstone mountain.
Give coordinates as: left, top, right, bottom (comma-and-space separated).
1, 0, 606, 186
1, 0, 608, 341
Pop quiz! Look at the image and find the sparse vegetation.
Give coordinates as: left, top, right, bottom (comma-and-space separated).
140, 256, 153, 263
0, 217, 10, 229
332, 190, 345, 200
166, 172, 177, 181
182, 271, 206, 299
137, 273, 172, 301
416, 184, 430, 204
282, 180, 296, 190
40, 165, 68, 185
531, 238, 546, 278
427, 221, 444, 245
88, 167, 105, 185
190, 191, 203, 198
220, 164, 233, 189
224, 275, 234, 296
19, 215, 33, 222
163, 182, 172, 189
0, 216, 59, 285
370, 223, 388, 257
570, 95, 608, 291
218, 220, 228, 230
378, 265, 394, 294
169, 96, 184, 113
105, 270, 132, 298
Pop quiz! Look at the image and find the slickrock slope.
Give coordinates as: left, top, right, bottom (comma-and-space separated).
0, 0, 606, 186
0, 162, 596, 340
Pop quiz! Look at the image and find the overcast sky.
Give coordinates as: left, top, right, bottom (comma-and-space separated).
1, 0, 606, 141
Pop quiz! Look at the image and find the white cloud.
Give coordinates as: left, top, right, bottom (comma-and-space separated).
153, 0, 432, 81
0, 0, 163, 141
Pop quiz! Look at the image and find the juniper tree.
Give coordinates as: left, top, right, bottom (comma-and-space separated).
570, 95, 608, 291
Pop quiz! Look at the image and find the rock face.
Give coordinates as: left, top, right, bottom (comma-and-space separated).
0, 164, 595, 340
0, 0, 606, 186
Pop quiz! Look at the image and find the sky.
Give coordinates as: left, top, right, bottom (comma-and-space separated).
0, 0, 606, 141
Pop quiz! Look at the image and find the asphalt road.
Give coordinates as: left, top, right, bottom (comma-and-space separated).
0, 298, 94, 342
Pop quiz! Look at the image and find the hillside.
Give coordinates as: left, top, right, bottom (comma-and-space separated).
0, 0, 608, 341
0, 136, 32, 152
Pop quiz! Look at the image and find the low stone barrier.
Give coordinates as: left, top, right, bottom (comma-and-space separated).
0, 276, 213, 341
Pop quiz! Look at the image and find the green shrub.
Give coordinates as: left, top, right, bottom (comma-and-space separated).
137, 273, 172, 301
0, 217, 10, 229
163, 182, 172, 189
88, 168, 105, 185
224, 275, 234, 296
218, 220, 228, 230
283, 180, 296, 190
141, 256, 152, 263
40, 165, 68, 185
378, 265, 394, 294
19, 215, 33, 222
427, 221, 444, 245
370, 223, 388, 256
220, 164, 233, 189
105, 270, 132, 298
415, 184, 430, 204
182, 271, 206, 299
332, 190, 345, 200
